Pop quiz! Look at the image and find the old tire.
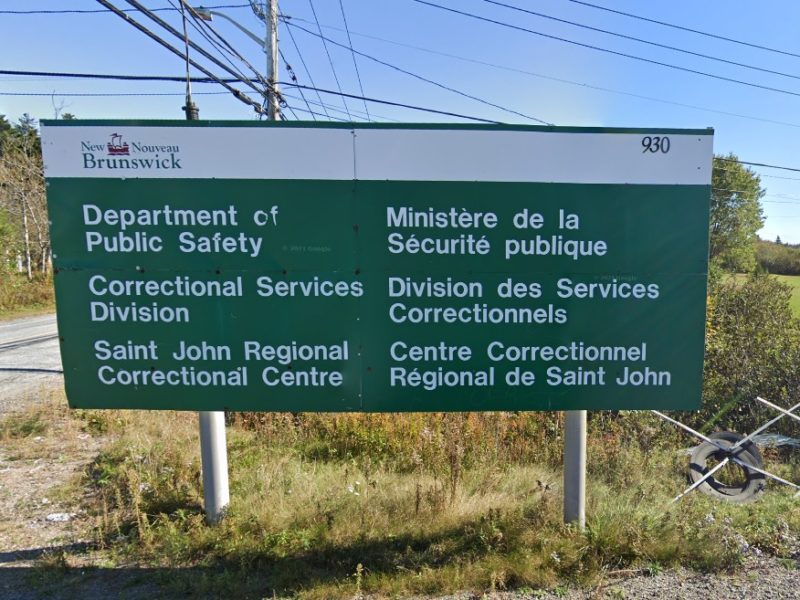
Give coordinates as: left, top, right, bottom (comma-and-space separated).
708, 431, 764, 468
689, 432, 765, 503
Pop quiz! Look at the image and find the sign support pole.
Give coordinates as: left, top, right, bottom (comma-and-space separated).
199, 411, 230, 524
563, 410, 586, 529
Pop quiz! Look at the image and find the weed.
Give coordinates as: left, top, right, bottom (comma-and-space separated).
9, 396, 798, 599
0, 411, 47, 439
0, 272, 54, 318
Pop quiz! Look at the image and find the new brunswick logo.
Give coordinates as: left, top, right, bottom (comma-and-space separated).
80, 133, 182, 170
106, 133, 129, 156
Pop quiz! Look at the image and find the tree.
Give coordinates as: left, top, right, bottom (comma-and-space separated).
776, 235, 782, 244
0, 210, 17, 273
0, 117, 49, 279
710, 153, 765, 272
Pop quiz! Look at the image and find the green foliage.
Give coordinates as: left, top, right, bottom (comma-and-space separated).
757, 238, 800, 275
0, 113, 40, 155
0, 209, 18, 270
698, 273, 800, 434
710, 154, 765, 272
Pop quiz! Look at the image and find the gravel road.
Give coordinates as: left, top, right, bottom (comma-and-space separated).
0, 314, 62, 414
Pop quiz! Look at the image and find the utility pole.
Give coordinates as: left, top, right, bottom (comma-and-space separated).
266, 0, 280, 120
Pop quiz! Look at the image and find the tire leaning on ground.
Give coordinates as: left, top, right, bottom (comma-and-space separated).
689, 431, 766, 503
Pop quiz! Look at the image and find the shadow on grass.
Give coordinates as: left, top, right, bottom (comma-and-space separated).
3, 514, 530, 599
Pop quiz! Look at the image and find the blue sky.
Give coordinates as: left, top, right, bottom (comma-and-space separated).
2, 0, 799, 243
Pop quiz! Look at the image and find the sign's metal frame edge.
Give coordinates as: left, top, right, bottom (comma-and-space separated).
40, 119, 714, 136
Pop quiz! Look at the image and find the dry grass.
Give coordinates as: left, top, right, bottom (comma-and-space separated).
72, 409, 798, 599
0, 272, 54, 319
3, 398, 798, 599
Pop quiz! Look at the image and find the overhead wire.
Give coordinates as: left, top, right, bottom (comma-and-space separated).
282, 14, 800, 131
282, 15, 332, 118
95, 0, 266, 114
278, 49, 318, 120
0, 91, 230, 97
178, 1, 263, 83
121, 0, 269, 100
178, 0, 283, 113
288, 105, 350, 122
410, 0, 800, 100
282, 91, 394, 121
280, 98, 301, 120
719, 157, 800, 174
0, 3, 252, 15
287, 20, 551, 124
337, 0, 370, 120
565, 0, 800, 61
307, 0, 352, 118
481, 0, 800, 84
0, 67, 501, 122
280, 82, 501, 123
0, 68, 239, 83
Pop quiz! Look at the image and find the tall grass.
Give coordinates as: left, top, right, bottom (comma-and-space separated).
72, 408, 799, 599
0, 272, 54, 317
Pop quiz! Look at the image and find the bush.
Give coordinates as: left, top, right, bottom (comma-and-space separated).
694, 273, 800, 435
757, 239, 800, 275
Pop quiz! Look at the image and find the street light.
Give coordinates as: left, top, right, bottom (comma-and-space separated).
192, 4, 280, 120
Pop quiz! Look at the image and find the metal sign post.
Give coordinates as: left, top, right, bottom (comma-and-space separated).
563, 410, 586, 528
199, 411, 230, 523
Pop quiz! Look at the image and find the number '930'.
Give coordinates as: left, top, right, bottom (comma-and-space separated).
641, 136, 670, 153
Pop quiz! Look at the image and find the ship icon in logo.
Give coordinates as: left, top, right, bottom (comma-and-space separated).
107, 133, 130, 156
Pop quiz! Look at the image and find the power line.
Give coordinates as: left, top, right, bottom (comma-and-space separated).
0, 67, 499, 122
761, 173, 800, 182
287, 105, 350, 122
278, 50, 317, 121
121, 0, 268, 99
308, 0, 352, 119
566, 0, 800, 61
282, 91, 398, 122
95, 0, 266, 114
0, 69, 239, 83
337, 0, 370, 120
481, 0, 800, 84
0, 3, 251, 15
282, 15, 332, 119
411, 0, 800, 100
280, 82, 501, 123
0, 91, 229, 97
282, 15, 800, 131
180, 0, 276, 101
287, 20, 551, 124
720, 157, 800, 174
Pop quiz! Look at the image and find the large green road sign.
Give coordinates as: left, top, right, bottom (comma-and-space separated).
42, 121, 713, 411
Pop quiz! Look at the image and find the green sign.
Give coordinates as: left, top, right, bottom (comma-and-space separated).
42, 121, 713, 411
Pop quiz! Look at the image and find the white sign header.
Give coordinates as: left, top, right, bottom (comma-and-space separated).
41, 124, 713, 185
